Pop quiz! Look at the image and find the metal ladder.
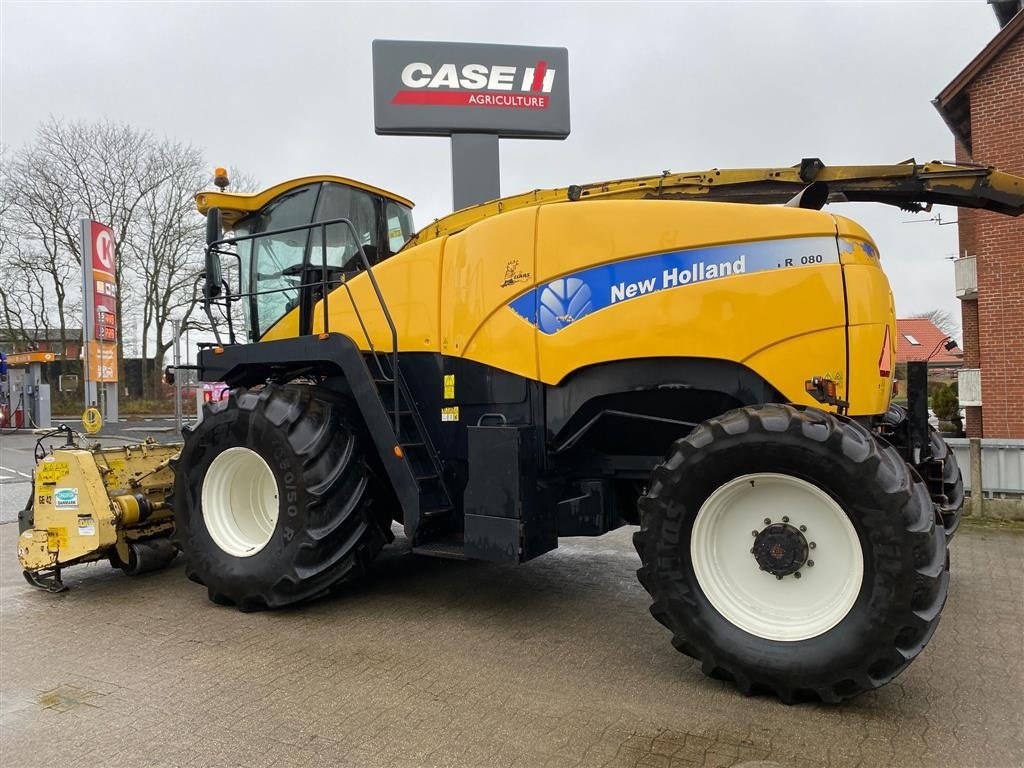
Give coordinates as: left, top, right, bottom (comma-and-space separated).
335, 237, 460, 554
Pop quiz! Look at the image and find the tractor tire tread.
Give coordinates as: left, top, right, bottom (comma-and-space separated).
634, 403, 948, 704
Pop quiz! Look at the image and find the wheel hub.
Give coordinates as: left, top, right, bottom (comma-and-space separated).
752, 522, 808, 576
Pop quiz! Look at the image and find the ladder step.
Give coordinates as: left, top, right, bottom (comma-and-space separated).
367, 361, 456, 520
412, 535, 466, 560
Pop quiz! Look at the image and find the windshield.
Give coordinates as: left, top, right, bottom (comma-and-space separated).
247, 185, 318, 339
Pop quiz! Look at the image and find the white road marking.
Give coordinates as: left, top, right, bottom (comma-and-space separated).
0, 465, 32, 479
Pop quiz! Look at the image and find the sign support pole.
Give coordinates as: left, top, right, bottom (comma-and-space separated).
451, 133, 500, 210
172, 318, 182, 433
81, 220, 96, 414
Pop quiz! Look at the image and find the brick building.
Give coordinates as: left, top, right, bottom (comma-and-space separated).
934, 5, 1024, 438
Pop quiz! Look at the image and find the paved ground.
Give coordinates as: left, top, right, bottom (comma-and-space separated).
1, 511, 1021, 768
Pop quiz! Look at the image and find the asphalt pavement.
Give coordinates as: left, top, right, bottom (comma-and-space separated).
1, 488, 1022, 768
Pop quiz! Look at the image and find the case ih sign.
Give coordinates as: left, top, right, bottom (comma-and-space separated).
372, 40, 570, 138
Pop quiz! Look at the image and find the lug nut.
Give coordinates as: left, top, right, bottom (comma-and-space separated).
750, 548, 755, 554
799, 525, 807, 532
794, 572, 802, 579
752, 530, 759, 537
764, 518, 771, 525
809, 542, 816, 549
776, 575, 783, 580
782, 516, 790, 523
807, 560, 814, 567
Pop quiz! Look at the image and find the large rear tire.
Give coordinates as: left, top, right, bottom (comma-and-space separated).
172, 384, 393, 611
634, 404, 948, 703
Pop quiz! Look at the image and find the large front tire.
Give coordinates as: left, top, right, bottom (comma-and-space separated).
172, 384, 393, 611
634, 404, 948, 703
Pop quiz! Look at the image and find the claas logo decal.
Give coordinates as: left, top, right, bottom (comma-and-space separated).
392, 61, 556, 109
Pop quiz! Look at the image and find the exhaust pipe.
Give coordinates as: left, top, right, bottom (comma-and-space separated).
785, 181, 829, 210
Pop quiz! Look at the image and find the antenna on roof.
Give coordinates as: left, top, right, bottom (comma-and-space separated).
901, 213, 958, 226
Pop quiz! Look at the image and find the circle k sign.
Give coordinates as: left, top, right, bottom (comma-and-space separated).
92, 223, 116, 275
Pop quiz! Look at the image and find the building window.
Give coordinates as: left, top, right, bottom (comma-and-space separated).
903, 334, 921, 345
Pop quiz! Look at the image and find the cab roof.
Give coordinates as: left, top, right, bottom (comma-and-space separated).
195, 174, 414, 228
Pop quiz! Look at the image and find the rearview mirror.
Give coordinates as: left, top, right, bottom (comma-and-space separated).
206, 207, 222, 246
204, 208, 223, 299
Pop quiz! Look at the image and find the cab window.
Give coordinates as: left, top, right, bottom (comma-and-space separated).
250, 185, 317, 338
386, 200, 415, 253
309, 183, 380, 271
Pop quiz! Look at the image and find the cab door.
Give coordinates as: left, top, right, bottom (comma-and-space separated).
245, 185, 318, 341
304, 183, 384, 335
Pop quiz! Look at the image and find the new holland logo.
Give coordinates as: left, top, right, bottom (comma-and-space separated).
538, 278, 593, 334
392, 61, 556, 109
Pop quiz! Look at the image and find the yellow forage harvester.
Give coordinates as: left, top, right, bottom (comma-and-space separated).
20, 158, 1024, 703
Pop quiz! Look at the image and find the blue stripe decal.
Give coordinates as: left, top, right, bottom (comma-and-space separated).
508, 236, 839, 335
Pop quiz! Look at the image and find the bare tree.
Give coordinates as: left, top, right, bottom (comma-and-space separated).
125, 141, 208, 396
2, 118, 218, 395
911, 309, 959, 338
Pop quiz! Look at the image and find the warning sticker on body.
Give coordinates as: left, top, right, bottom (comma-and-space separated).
77, 517, 96, 537
37, 462, 70, 485
443, 374, 455, 399
47, 528, 68, 551
441, 406, 460, 422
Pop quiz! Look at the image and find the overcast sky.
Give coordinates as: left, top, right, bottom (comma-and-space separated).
1, 2, 1003, 339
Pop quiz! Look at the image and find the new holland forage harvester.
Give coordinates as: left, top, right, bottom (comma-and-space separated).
19, 159, 1024, 702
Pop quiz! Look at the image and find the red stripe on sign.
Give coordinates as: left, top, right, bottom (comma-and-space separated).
391, 91, 548, 109
531, 61, 547, 92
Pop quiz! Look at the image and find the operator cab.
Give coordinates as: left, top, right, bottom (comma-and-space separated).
197, 174, 415, 342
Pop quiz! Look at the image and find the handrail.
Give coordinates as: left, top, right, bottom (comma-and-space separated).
204, 216, 402, 432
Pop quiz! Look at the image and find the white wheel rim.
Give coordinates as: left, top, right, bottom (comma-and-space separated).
691, 472, 864, 642
201, 447, 280, 557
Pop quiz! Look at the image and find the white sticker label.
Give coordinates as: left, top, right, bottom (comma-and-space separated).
54, 488, 79, 509
77, 524, 96, 536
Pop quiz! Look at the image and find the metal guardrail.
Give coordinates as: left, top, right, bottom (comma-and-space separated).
946, 438, 1024, 496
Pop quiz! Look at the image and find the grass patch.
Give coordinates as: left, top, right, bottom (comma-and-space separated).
961, 516, 1024, 534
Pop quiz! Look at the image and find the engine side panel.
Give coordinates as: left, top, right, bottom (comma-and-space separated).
521, 200, 849, 407
439, 207, 539, 381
